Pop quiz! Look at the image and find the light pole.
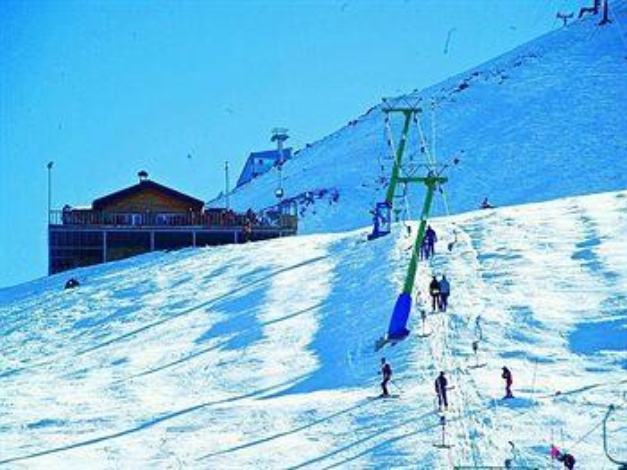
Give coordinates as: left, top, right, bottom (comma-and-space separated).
46, 161, 54, 275
47, 161, 54, 223
271, 128, 289, 203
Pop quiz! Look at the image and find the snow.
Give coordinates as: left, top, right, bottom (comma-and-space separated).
1, 191, 626, 468
2, 5, 627, 469
221, 2, 627, 236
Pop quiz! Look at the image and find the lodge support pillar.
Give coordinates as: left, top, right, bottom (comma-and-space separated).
103, 231, 108, 263
150, 231, 155, 251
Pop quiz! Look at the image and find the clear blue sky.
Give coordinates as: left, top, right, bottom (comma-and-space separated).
0, 0, 582, 288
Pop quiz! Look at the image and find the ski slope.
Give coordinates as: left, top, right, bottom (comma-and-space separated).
221, 2, 627, 236
2, 190, 626, 468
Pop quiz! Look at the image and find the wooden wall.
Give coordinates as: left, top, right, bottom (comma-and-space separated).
98, 188, 200, 213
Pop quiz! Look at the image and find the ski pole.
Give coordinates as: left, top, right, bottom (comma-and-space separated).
391, 379, 404, 393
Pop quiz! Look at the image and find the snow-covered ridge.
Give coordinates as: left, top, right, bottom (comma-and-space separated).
223, 3, 627, 235
2, 190, 626, 468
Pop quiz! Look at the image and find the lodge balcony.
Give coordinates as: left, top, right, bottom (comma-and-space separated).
49, 207, 297, 231
48, 207, 298, 275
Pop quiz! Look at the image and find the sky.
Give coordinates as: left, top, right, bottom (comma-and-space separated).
0, 0, 585, 288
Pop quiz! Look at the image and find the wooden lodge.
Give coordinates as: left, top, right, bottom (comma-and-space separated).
48, 172, 297, 275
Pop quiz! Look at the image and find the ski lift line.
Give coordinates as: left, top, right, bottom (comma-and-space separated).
384, 110, 416, 205
384, 115, 401, 167
559, 399, 627, 456
431, 99, 439, 163
603, 404, 627, 467
414, 109, 437, 167
609, 4, 627, 54
382, 96, 423, 113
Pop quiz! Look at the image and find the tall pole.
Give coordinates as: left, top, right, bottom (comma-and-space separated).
599, 0, 611, 24
224, 161, 230, 209
47, 161, 54, 223
278, 139, 284, 200
47, 161, 54, 275
271, 128, 289, 203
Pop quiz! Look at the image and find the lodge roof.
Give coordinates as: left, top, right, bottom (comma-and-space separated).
92, 179, 204, 210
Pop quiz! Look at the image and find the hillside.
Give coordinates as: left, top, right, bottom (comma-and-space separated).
222, 3, 627, 235
2, 190, 626, 468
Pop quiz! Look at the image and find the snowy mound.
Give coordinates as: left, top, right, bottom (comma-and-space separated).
2, 190, 626, 468
224, 4, 627, 235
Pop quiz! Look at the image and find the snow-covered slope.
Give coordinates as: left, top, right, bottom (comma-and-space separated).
2, 190, 626, 468
223, 4, 627, 235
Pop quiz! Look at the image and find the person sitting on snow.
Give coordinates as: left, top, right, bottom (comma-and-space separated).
480, 197, 494, 209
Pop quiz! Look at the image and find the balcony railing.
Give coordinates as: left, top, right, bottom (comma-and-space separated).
49, 208, 297, 231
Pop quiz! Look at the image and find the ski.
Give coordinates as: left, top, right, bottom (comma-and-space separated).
368, 394, 400, 400
374, 335, 403, 351
433, 443, 454, 449
468, 363, 487, 369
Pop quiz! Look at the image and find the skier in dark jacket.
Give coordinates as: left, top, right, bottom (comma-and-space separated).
435, 371, 448, 410
425, 225, 437, 259
420, 238, 429, 260
438, 275, 450, 312
551, 445, 576, 469
429, 276, 441, 312
379, 358, 392, 397
560, 453, 576, 470
501, 366, 514, 398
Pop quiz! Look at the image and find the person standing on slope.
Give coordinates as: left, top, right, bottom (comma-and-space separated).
429, 276, 441, 312
435, 371, 448, 411
379, 358, 393, 397
425, 225, 438, 259
439, 275, 450, 312
501, 366, 514, 399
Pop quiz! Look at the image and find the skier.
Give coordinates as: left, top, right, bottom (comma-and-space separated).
439, 275, 450, 312
435, 371, 448, 411
425, 225, 437, 259
379, 358, 393, 397
429, 276, 441, 312
447, 231, 458, 251
242, 218, 253, 242
420, 238, 429, 260
560, 452, 576, 470
551, 445, 576, 469
502, 366, 514, 398
480, 197, 494, 209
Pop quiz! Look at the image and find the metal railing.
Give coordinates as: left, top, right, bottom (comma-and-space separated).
49, 209, 297, 231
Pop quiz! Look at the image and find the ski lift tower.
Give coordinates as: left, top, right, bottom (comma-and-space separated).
369, 98, 447, 241
373, 97, 452, 350
271, 127, 289, 201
